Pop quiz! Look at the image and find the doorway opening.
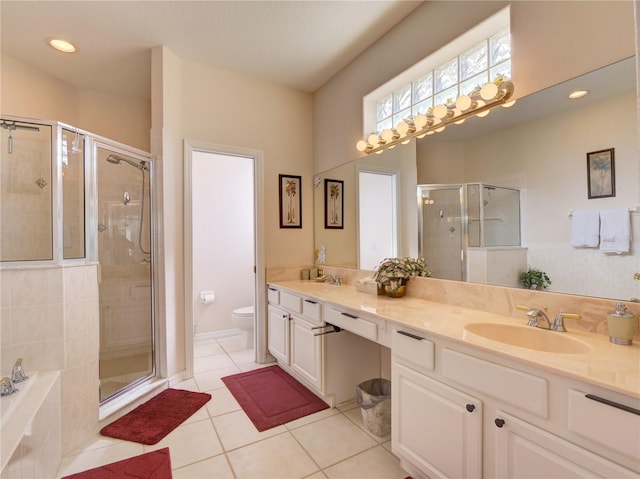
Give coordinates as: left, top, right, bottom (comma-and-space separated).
357, 169, 398, 270
183, 141, 266, 379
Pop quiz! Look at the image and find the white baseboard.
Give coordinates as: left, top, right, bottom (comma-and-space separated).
195, 328, 243, 342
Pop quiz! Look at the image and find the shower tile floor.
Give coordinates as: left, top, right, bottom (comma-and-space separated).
57, 332, 409, 479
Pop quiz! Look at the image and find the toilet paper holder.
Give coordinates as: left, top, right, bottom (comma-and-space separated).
200, 291, 215, 304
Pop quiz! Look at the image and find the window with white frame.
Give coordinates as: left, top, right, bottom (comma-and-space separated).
372, 23, 511, 135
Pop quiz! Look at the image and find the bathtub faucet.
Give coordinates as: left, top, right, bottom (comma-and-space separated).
0, 377, 18, 396
11, 358, 28, 383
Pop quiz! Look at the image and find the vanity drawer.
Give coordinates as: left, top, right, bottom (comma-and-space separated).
267, 287, 280, 304
442, 348, 548, 417
568, 389, 640, 459
392, 329, 434, 371
327, 308, 377, 341
280, 291, 302, 313
302, 298, 322, 325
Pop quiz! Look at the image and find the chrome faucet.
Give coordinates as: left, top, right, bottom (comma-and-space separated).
11, 358, 28, 383
551, 312, 581, 332
517, 305, 551, 329
328, 275, 342, 286
0, 377, 18, 396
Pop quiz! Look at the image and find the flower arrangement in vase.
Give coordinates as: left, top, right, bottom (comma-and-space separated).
373, 257, 432, 297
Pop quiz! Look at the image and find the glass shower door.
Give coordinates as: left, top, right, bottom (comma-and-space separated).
96, 146, 153, 401
419, 185, 465, 281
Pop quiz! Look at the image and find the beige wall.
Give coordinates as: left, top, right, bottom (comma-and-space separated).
179, 59, 314, 269
313, 1, 636, 174
151, 48, 314, 377
1, 53, 150, 152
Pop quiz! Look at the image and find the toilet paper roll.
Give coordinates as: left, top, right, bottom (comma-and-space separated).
199, 291, 215, 304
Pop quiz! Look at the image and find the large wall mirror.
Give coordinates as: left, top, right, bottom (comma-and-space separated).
313, 56, 638, 301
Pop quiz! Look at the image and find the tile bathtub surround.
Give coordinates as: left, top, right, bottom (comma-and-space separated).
0, 264, 101, 456
57, 334, 409, 479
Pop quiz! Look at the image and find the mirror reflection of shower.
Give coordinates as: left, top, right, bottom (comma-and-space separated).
418, 183, 523, 287
103, 154, 151, 256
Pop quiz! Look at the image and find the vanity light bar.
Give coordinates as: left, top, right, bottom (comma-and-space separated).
357, 80, 515, 155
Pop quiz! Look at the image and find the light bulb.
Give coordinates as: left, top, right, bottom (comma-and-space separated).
455, 95, 474, 111
480, 82, 499, 101
414, 114, 428, 129
381, 129, 395, 142
433, 104, 449, 119
356, 140, 369, 152
367, 133, 380, 146
476, 110, 491, 118
502, 100, 517, 108
397, 121, 412, 136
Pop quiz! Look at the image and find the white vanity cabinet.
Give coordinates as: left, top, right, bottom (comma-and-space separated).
392, 328, 482, 479
391, 328, 640, 479
267, 288, 324, 391
493, 410, 639, 478
267, 285, 382, 406
267, 304, 291, 364
290, 314, 323, 389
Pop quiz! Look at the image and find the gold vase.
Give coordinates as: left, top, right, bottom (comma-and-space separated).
384, 284, 406, 298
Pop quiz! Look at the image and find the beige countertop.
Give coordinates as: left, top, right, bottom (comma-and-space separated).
269, 280, 640, 400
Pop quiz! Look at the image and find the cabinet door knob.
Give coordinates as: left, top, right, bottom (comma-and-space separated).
466, 403, 476, 412
495, 418, 505, 428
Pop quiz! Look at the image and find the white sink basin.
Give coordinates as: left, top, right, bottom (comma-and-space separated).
464, 322, 592, 354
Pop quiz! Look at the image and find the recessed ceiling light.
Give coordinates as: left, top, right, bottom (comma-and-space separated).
47, 38, 77, 53
568, 89, 589, 99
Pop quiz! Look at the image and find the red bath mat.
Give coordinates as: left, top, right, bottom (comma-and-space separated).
221, 365, 329, 431
100, 388, 211, 445
61, 447, 172, 479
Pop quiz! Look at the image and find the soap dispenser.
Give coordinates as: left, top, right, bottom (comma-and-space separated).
607, 302, 637, 345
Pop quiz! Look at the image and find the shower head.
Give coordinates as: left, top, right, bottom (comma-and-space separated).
105, 154, 147, 171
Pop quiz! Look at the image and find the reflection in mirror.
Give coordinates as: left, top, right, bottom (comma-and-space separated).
417, 183, 522, 286
314, 143, 418, 269
358, 170, 397, 270
314, 57, 638, 301
0, 119, 53, 261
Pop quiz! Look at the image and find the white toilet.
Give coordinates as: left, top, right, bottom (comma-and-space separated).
232, 305, 255, 349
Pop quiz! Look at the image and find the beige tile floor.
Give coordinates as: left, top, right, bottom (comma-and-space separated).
57, 333, 409, 479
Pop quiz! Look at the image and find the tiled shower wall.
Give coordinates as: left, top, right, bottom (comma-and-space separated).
0, 264, 100, 454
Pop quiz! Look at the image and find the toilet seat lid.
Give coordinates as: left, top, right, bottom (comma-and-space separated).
233, 305, 254, 316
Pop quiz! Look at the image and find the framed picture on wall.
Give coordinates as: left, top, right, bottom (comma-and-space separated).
587, 148, 615, 199
279, 174, 302, 228
324, 179, 344, 229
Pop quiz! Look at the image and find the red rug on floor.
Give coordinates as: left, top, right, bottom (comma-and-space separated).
61, 447, 172, 479
221, 365, 329, 431
100, 388, 211, 445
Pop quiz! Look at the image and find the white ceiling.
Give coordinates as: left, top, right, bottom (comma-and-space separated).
1, 1, 423, 99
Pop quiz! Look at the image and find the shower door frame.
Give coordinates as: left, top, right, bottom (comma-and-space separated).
88, 139, 156, 403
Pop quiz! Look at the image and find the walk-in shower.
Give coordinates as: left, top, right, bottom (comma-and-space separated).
0, 115, 155, 404
97, 148, 153, 401
418, 183, 525, 287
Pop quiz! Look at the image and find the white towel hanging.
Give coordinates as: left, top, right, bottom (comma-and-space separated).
600, 208, 630, 254
570, 210, 600, 248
